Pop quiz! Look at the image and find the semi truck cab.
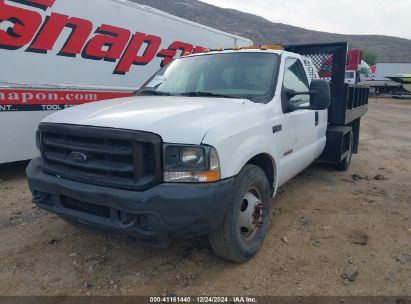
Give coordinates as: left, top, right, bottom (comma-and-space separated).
27, 42, 369, 262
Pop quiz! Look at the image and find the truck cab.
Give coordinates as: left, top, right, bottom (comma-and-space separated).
27, 43, 369, 262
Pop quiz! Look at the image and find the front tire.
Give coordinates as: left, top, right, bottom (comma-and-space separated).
209, 165, 271, 263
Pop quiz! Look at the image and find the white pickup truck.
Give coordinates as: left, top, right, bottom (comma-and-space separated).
27, 42, 369, 262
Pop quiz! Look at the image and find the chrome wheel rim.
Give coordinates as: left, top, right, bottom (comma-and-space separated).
239, 188, 264, 241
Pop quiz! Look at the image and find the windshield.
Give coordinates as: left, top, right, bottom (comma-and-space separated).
137, 53, 280, 103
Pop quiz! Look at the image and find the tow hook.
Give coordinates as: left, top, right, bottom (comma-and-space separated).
32, 191, 50, 205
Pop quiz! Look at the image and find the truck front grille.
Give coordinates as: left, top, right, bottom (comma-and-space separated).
39, 123, 162, 191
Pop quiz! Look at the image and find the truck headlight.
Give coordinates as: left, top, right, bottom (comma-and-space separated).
163, 145, 221, 183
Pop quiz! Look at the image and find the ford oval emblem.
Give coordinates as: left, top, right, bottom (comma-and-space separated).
69, 151, 88, 162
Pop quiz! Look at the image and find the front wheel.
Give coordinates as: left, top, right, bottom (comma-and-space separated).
209, 165, 271, 263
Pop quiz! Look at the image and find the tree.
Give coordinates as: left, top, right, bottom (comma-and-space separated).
362, 50, 377, 65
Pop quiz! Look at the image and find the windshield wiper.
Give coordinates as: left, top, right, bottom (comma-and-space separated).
136, 90, 245, 100
180, 92, 241, 99
135, 90, 172, 96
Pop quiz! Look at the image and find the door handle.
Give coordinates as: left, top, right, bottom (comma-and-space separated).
272, 125, 282, 134
315, 111, 319, 126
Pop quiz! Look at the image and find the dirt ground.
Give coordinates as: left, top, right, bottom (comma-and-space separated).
0, 98, 410, 297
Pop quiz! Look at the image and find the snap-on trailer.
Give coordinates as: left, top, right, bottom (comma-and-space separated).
285, 42, 369, 168
0, 0, 252, 164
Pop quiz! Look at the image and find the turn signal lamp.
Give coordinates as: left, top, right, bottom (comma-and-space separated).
164, 170, 221, 183
203, 48, 211, 53
217, 47, 225, 52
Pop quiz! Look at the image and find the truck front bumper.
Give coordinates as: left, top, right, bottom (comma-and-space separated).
27, 158, 234, 246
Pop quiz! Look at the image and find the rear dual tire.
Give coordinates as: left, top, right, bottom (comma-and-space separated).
336, 131, 354, 171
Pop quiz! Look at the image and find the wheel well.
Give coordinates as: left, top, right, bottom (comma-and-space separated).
247, 154, 275, 196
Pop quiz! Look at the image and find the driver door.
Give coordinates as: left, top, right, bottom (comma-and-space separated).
278, 57, 319, 185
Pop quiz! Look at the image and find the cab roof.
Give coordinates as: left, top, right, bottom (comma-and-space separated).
184, 48, 284, 58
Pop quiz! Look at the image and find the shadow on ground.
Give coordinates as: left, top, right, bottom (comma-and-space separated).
0, 161, 30, 181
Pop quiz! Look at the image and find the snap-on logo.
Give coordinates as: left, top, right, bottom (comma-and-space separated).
0, 0, 206, 75
69, 151, 87, 162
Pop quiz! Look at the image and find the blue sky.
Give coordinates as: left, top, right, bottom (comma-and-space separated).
200, 0, 411, 40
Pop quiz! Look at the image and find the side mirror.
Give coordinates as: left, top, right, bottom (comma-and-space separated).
287, 79, 330, 111
309, 79, 330, 110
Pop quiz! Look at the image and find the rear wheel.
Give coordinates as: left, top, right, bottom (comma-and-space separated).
209, 165, 271, 263
336, 131, 354, 171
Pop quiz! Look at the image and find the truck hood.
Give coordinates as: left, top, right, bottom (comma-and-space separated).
43, 96, 261, 144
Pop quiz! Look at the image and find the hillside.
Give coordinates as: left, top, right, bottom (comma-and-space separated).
131, 0, 411, 63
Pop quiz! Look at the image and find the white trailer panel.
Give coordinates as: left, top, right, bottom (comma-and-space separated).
0, 0, 252, 163
375, 63, 411, 81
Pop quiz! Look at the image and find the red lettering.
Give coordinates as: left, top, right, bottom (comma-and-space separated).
1, 1, 208, 75
157, 41, 193, 67
28, 12, 92, 56
193, 46, 205, 54
9, 0, 56, 10
114, 32, 161, 75
82, 24, 131, 62
0, 0, 43, 50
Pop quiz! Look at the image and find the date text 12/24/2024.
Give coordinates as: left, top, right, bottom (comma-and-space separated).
150, 297, 257, 303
